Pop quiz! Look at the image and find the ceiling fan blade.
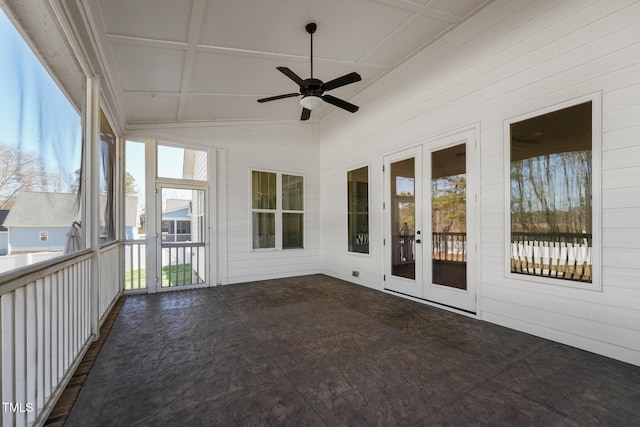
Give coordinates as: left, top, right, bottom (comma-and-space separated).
321, 72, 361, 91
322, 94, 359, 113
301, 108, 311, 121
277, 67, 305, 86
257, 93, 300, 103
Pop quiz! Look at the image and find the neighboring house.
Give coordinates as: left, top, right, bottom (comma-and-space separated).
0, 210, 9, 255
4, 192, 138, 254
161, 199, 191, 242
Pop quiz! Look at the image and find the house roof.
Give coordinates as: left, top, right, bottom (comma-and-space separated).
164, 199, 191, 213
0, 210, 9, 232
4, 192, 138, 228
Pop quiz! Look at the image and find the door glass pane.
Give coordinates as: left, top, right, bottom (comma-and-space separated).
160, 187, 206, 287
431, 144, 467, 289
391, 158, 415, 279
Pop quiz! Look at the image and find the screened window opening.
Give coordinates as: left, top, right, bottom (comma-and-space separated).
509, 101, 593, 283
347, 166, 369, 254
0, 9, 82, 274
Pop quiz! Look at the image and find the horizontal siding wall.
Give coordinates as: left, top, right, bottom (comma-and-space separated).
129, 123, 321, 285
319, 0, 640, 365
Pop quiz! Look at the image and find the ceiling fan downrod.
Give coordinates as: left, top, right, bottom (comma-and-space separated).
306, 22, 316, 78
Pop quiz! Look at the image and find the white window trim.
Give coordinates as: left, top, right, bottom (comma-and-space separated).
250, 169, 305, 252
346, 162, 372, 257
503, 92, 602, 291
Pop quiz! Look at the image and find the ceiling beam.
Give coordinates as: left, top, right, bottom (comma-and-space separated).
176, 0, 207, 122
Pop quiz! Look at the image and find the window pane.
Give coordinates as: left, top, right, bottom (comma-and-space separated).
157, 144, 207, 181
282, 174, 303, 211
348, 167, 369, 254
0, 9, 82, 273
510, 101, 592, 282
252, 171, 276, 210
253, 212, 275, 249
283, 213, 303, 249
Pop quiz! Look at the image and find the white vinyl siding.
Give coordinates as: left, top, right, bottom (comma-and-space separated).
318, 0, 640, 365
128, 124, 320, 285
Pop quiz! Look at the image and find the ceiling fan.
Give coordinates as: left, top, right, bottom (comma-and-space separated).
257, 23, 362, 121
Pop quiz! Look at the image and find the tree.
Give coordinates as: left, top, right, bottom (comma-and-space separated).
0, 143, 42, 209
125, 172, 138, 196
71, 169, 138, 196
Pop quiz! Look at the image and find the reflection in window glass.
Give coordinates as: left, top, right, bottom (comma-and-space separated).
510, 101, 593, 283
250, 170, 304, 250
253, 212, 275, 249
348, 166, 369, 254
252, 171, 276, 210
431, 145, 466, 289
157, 144, 207, 181
390, 158, 415, 280
282, 174, 303, 211
283, 213, 303, 249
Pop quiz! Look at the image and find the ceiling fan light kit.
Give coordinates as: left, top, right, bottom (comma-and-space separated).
257, 22, 362, 121
300, 95, 323, 111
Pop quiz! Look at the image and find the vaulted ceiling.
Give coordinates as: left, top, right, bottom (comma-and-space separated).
83, 0, 493, 128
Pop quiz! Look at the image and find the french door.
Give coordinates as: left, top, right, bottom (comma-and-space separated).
384, 130, 477, 312
156, 184, 209, 290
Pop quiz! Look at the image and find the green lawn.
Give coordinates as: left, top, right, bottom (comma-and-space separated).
125, 263, 194, 289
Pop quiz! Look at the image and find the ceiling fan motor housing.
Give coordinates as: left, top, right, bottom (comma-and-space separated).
301, 78, 324, 96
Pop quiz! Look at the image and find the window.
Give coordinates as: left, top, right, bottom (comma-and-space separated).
347, 166, 369, 254
251, 171, 304, 250
508, 99, 599, 286
176, 221, 191, 234
39, 232, 48, 242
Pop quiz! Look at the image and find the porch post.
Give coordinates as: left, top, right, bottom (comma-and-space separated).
87, 77, 101, 340
145, 138, 158, 293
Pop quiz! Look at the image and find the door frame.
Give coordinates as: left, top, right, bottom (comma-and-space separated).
155, 182, 211, 292
382, 127, 478, 313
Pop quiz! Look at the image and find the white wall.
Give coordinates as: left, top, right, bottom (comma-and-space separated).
129, 123, 322, 285
318, 0, 640, 366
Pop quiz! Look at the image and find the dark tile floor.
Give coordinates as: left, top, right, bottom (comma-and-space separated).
66, 274, 640, 426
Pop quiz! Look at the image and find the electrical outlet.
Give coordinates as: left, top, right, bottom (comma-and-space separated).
352, 270, 359, 277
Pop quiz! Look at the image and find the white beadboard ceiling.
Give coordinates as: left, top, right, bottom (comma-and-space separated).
83, 0, 493, 128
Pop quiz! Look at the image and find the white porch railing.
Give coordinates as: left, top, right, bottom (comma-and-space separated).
98, 242, 122, 323
0, 242, 123, 427
124, 241, 146, 291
